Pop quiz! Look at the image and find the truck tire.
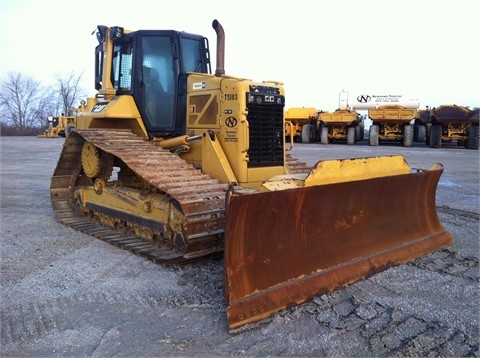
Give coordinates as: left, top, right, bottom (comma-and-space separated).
316, 124, 323, 142
355, 124, 364, 141
301, 124, 311, 143
320, 126, 329, 145
414, 124, 426, 142
425, 123, 432, 144
403, 124, 414, 147
466, 125, 479, 150
369, 125, 379, 146
429, 124, 442, 148
347, 127, 356, 145
302, 124, 316, 143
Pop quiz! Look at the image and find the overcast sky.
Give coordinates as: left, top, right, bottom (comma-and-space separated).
1, 0, 478, 111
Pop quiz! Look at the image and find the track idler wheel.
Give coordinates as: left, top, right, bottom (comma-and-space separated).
81, 142, 114, 180
81, 142, 102, 178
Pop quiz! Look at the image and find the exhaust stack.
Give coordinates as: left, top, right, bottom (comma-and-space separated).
212, 20, 225, 76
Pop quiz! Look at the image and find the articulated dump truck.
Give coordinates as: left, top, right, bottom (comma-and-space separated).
318, 109, 364, 144
368, 105, 418, 146
284, 107, 319, 143
283, 107, 364, 145
427, 105, 479, 149
50, 20, 452, 330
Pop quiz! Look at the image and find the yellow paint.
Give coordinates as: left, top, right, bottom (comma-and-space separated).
202, 132, 238, 184
304, 155, 410, 186
76, 185, 185, 241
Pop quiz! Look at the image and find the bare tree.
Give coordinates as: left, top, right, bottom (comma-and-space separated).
0, 72, 56, 133
54, 71, 86, 115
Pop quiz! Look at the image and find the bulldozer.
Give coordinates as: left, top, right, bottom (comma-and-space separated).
50, 20, 452, 330
38, 115, 76, 138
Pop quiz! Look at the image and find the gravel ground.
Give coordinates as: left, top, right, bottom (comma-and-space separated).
1, 136, 478, 357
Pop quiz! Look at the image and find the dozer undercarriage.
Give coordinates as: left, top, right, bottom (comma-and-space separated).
51, 129, 227, 264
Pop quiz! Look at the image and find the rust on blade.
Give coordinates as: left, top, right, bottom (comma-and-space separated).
224, 167, 453, 330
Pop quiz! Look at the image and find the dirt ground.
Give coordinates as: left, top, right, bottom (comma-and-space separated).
1, 136, 478, 357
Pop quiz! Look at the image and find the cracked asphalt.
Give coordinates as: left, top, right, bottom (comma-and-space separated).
1, 136, 478, 357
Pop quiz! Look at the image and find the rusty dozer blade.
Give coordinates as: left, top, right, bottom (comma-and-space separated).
224, 159, 452, 330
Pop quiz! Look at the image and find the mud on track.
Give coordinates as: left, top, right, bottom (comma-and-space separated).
1, 137, 478, 357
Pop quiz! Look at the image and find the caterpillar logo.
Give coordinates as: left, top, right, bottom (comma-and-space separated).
225, 117, 237, 128
357, 95, 371, 103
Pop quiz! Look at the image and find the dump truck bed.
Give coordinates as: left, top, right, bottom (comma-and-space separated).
431, 105, 480, 125
369, 106, 417, 122
284, 107, 318, 123
319, 110, 359, 125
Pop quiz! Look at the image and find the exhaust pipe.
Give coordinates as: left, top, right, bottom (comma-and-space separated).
212, 19, 225, 76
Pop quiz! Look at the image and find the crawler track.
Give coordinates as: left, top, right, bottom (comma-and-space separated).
50, 129, 228, 265
286, 153, 310, 173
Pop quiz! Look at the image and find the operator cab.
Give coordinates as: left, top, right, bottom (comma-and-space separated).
94, 26, 212, 138
47, 116, 59, 128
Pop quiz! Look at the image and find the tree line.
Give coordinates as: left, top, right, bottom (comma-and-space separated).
0, 71, 85, 136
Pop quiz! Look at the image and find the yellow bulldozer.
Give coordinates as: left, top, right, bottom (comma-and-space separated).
38, 115, 76, 138
50, 20, 452, 330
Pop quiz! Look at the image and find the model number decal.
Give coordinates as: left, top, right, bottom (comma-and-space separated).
193, 82, 206, 90
225, 94, 237, 101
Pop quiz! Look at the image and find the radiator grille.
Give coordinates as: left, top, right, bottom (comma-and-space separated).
247, 103, 284, 167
